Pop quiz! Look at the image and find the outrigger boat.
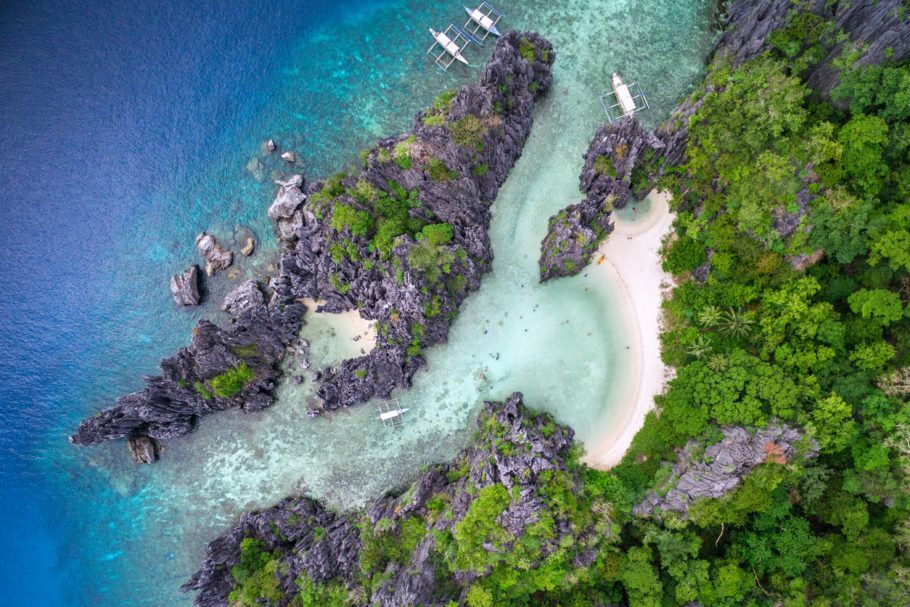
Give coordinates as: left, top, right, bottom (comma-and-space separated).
428, 25, 482, 71
377, 399, 410, 428
599, 72, 651, 124
464, 2, 503, 39
429, 27, 469, 65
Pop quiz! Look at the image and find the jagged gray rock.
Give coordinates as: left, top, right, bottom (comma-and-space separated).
182, 393, 581, 607
634, 423, 817, 516
715, 0, 910, 97
538, 116, 663, 281
71, 32, 555, 457
127, 435, 161, 464
170, 265, 201, 306
195, 233, 233, 277
221, 280, 265, 316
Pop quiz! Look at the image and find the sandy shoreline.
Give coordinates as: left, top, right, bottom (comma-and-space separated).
581, 190, 675, 469
300, 298, 378, 355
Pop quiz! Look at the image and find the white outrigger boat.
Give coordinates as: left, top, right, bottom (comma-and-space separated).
377, 399, 410, 428
599, 72, 651, 124
463, 2, 503, 40
428, 25, 482, 71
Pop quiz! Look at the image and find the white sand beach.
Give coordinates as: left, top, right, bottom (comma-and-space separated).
581, 190, 675, 469
300, 298, 377, 357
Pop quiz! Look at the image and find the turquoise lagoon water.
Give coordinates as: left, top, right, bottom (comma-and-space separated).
0, 1, 714, 604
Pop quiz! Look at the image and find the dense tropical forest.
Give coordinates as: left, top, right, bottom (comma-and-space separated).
604, 13, 910, 606
200, 7, 910, 607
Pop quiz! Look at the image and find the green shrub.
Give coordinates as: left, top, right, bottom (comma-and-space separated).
427, 157, 457, 182
593, 155, 617, 177
418, 223, 454, 246
519, 37, 536, 62
448, 115, 486, 149
472, 163, 489, 176
228, 538, 282, 607
209, 363, 255, 398
330, 203, 374, 237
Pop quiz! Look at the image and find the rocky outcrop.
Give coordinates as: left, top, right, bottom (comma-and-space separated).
268, 175, 308, 242
182, 393, 589, 607
170, 265, 201, 306
634, 423, 816, 516
70, 279, 307, 447
279, 32, 555, 413
195, 233, 233, 277
715, 0, 910, 97
538, 117, 663, 281
221, 280, 265, 316
127, 435, 161, 464
281, 151, 296, 164
72, 32, 555, 457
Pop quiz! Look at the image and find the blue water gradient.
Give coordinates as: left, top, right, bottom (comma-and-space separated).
0, 0, 470, 603
0, 0, 715, 604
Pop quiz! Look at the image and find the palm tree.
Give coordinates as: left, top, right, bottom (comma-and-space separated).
686, 333, 712, 359
721, 308, 754, 338
707, 353, 729, 373
697, 305, 723, 328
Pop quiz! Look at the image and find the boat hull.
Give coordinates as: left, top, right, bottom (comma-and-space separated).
465, 7, 501, 36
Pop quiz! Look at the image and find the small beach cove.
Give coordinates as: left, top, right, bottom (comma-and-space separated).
582, 190, 676, 469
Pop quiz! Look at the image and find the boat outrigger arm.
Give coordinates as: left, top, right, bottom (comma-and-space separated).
377, 399, 410, 429
599, 72, 651, 124
427, 24, 482, 71
463, 2, 504, 42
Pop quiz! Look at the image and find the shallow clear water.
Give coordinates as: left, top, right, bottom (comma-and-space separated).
0, 1, 714, 604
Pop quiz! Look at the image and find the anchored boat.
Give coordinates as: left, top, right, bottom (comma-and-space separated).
599, 72, 651, 124
464, 2, 503, 38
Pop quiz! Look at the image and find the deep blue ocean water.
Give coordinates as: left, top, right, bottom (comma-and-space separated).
0, 0, 715, 604
0, 1, 478, 604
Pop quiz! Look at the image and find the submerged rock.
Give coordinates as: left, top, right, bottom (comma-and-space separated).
195, 233, 233, 277
170, 265, 201, 306
239, 237, 255, 256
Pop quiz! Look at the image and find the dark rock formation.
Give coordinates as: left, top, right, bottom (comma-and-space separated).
70, 282, 307, 446
716, 0, 910, 97
170, 265, 201, 306
195, 232, 233, 277
634, 423, 816, 517
182, 393, 587, 607
538, 117, 663, 281
221, 280, 265, 316
268, 175, 308, 242
72, 32, 555, 457
279, 32, 555, 412
127, 435, 161, 464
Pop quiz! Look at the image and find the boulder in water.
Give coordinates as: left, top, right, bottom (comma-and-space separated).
280, 151, 296, 164
240, 237, 255, 256
195, 232, 233, 277
170, 265, 201, 306
264, 139, 277, 153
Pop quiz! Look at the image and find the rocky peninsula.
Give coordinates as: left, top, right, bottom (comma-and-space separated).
181, 393, 606, 607
71, 32, 555, 459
